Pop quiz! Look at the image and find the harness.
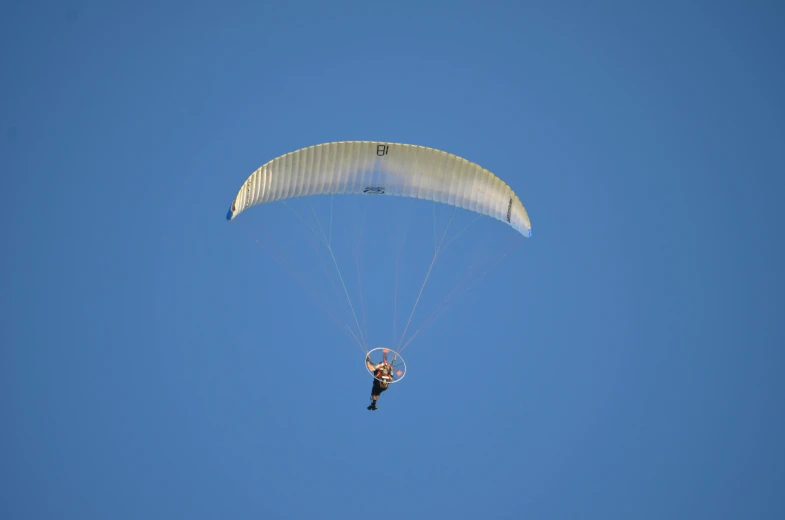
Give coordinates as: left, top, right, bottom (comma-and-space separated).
375, 364, 394, 388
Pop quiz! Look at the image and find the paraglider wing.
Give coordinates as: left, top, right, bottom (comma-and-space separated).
226, 141, 532, 237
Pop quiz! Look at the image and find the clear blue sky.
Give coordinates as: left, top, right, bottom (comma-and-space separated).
2, 1, 783, 519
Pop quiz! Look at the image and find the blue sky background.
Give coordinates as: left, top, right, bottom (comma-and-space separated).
2, 1, 784, 519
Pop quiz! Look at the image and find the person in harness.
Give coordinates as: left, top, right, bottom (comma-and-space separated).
366, 353, 395, 410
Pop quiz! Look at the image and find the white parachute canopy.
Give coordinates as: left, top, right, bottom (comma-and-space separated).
226, 141, 532, 237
